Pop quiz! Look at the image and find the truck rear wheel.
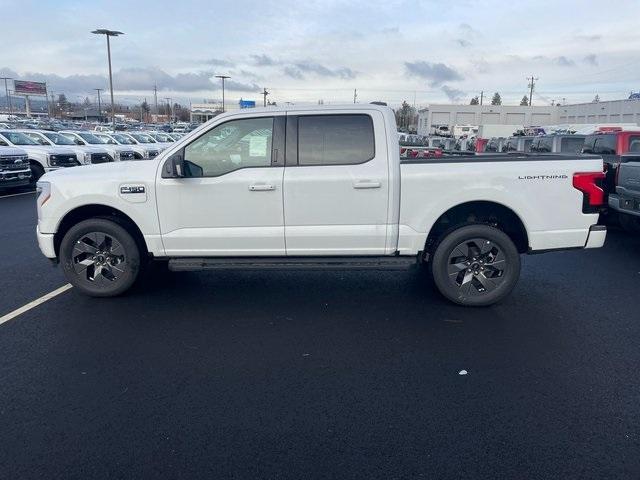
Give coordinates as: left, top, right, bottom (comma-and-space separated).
429, 224, 520, 307
60, 218, 141, 297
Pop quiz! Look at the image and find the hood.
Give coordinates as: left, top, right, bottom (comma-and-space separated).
42, 156, 160, 182
71, 145, 110, 154
0, 146, 28, 157
20, 145, 77, 155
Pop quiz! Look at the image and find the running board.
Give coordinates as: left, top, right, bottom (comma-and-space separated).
168, 256, 418, 272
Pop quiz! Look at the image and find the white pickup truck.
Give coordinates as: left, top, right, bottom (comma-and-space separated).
35, 105, 607, 306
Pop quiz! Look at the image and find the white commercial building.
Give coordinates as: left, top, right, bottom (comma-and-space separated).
417, 104, 558, 136
558, 99, 640, 125
417, 99, 640, 136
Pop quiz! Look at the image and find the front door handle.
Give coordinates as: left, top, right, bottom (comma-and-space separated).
353, 180, 381, 189
249, 184, 276, 191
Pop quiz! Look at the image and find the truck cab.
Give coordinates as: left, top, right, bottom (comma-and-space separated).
530, 135, 586, 154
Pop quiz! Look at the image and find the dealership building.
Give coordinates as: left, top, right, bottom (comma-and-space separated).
417, 98, 640, 135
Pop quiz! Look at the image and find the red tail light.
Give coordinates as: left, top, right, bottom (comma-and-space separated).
573, 172, 605, 211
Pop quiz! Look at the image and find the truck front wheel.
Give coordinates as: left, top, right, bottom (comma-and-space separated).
60, 218, 141, 297
429, 224, 521, 307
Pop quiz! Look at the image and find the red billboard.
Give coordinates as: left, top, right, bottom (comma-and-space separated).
13, 80, 47, 96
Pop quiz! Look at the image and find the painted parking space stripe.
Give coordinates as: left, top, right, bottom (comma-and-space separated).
0, 284, 73, 326
0, 191, 36, 199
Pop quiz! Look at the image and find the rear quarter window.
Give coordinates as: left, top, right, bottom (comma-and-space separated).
582, 134, 616, 154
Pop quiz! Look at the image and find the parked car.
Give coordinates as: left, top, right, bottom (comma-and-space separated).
19, 130, 113, 165
121, 132, 168, 152
145, 131, 176, 146
59, 131, 137, 162
483, 137, 506, 153
36, 105, 607, 306
529, 135, 586, 154
93, 132, 161, 160
0, 130, 79, 184
0, 146, 31, 190
607, 154, 640, 232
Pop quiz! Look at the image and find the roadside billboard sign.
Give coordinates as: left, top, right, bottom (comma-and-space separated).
13, 80, 47, 96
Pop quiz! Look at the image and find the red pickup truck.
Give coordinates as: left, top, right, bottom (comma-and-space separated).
582, 130, 640, 229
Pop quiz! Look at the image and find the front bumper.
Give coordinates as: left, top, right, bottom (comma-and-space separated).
0, 170, 31, 187
609, 193, 640, 218
37, 226, 57, 259
584, 225, 606, 249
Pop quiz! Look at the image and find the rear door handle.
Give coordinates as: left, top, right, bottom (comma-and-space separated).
353, 180, 381, 189
249, 184, 276, 191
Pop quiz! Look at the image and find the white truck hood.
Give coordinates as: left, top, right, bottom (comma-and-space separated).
41, 157, 159, 182
0, 146, 28, 156
19, 145, 77, 156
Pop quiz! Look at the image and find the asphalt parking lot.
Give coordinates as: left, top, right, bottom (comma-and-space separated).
1, 189, 639, 479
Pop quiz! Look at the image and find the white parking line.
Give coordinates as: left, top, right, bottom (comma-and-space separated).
0, 284, 73, 326
0, 191, 36, 199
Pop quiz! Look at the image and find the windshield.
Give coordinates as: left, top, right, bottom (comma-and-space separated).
0, 131, 39, 145
43, 132, 76, 145
153, 133, 173, 142
96, 134, 118, 145
78, 132, 106, 145
112, 134, 136, 145
130, 133, 156, 144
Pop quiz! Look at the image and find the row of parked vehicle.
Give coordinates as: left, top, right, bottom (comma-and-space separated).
0, 128, 186, 189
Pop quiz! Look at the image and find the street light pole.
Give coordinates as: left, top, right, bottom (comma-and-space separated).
94, 88, 103, 123
91, 29, 124, 129
215, 75, 231, 112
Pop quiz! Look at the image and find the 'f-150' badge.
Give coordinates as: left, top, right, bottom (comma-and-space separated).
120, 185, 145, 194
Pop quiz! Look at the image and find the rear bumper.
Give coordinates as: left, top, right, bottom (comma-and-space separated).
37, 226, 57, 259
584, 225, 606, 249
609, 193, 640, 218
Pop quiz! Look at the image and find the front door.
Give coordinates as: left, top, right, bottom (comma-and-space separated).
156, 114, 286, 256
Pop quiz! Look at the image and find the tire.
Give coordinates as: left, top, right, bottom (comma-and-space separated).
429, 224, 521, 307
619, 213, 640, 233
30, 162, 45, 186
60, 218, 141, 297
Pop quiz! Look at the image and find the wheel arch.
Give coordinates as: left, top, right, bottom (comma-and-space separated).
425, 200, 529, 255
53, 204, 149, 259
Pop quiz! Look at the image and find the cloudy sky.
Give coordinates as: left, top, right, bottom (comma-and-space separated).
2, 0, 639, 107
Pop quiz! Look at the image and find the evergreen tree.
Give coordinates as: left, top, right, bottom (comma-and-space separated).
491, 92, 502, 105
520, 95, 529, 106
470, 96, 479, 105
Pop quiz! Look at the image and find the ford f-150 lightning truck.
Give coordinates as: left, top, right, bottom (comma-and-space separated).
35, 105, 607, 306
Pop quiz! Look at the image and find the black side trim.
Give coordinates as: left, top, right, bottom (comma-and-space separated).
285, 115, 298, 166
272, 116, 286, 167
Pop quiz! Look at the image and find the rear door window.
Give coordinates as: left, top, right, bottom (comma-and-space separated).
582, 134, 617, 154
298, 114, 374, 166
560, 137, 585, 153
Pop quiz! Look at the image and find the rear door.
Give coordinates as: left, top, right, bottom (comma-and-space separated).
283, 110, 390, 255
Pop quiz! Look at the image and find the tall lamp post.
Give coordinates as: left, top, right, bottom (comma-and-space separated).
91, 29, 124, 128
215, 75, 231, 112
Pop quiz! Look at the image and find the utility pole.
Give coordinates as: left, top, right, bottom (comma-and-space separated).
215, 75, 230, 112
91, 29, 124, 128
353, 89, 357, 104
262, 88, 269, 107
153, 84, 158, 120
527, 75, 538, 107
164, 97, 172, 123
94, 88, 103, 123
1, 77, 12, 115
479, 91, 483, 106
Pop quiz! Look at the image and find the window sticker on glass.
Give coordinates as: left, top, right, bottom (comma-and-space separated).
249, 136, 268, 157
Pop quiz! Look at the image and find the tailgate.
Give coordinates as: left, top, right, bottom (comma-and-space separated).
616, 160, 640, 215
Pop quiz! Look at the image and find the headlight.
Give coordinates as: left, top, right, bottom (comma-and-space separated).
36, 181, 51, 207
115, 151, 121, 161
83, 152, 92, 164
47, 154, 58, 166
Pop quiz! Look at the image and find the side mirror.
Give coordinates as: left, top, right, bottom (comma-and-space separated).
163, 152, 185, 178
